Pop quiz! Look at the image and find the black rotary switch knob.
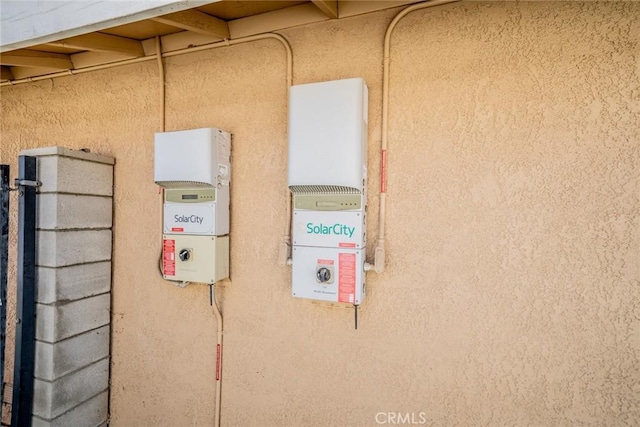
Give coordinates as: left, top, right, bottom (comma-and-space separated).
179, 249, 191, 262
316, 267, 331, 283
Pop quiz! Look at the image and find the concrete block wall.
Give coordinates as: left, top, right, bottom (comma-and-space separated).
21, 147, 114, 427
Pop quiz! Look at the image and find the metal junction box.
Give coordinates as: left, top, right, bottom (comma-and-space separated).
162, 234, 229, 284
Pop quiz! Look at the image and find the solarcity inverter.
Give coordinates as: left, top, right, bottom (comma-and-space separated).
154, 127, 231, 284
288, 78, 368, 305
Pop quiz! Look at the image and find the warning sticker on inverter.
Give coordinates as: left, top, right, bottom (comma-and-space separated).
338, 253, 356, 303
163, 239, 176, 276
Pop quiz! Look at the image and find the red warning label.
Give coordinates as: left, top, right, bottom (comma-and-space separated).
163, 239, 176, 276
171, 227, 184, 232
338, 253, 356, 304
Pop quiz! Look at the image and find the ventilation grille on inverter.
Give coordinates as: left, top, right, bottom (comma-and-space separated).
289, 185, 361, 195
156, 180, 215, 189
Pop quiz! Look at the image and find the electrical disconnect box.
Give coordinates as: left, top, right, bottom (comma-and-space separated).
154, 127, 231, 284
288, 78, 368, 305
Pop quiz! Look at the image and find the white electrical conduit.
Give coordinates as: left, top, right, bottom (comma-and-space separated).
165, 34, 290, 427
210, 285, 224, 427
168, 34, 290, 427
155, 37, 188, 287
6, 33, 294, 427
155, 35, 171, 288
0, 33, 293, 88
156, 36, 166, 133
374, 0, 461, 273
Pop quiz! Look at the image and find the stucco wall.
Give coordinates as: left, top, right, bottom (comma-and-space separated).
1, 2, 638, 425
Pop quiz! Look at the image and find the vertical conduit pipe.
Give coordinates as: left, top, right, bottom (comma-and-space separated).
211, 286, 223, 427
374, 0, 461, 273
151, 33, 292, 427
0, 30, 294, 427
136, 33, 292, 427
156, 35, 168, 284
160, 33, 292, 427
151, 32, 292, 427
199, 33, 292, 427
156, 36, 166, 133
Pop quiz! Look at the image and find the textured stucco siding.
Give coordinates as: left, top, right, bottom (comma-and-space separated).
1, 2, 638, 426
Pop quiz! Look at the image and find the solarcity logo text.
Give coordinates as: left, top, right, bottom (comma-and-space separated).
306, 222, 355, 238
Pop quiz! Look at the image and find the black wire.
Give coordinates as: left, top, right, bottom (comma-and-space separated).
158, 250, 185, 285
355, 305, 358, 330
157, 252, 165, 279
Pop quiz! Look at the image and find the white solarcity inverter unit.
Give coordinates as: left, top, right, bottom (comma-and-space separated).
154, 127, 231, 284
288, 78, 368, 305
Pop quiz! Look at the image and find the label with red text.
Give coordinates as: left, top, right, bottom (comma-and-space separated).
338, 253, 356, 303
163, 239, 175, 276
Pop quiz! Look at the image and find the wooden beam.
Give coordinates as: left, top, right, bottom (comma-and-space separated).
9, 66, 66, 80
1, 66, 13, 80
152, 10, 229, 39
338, 0, 422, 18
0, 50, 72, 69
311, 0, 338, 19
70, 51, 141, 69
229, 3, 328, 39
46, 33, 144, 57
141, 32, 221, 56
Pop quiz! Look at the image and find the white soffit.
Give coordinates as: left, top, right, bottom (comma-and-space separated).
0, 0, 220, 53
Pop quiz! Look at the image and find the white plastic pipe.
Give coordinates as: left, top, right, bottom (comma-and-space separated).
278, 190, 292, 266
374, 0, 460, 273
211, 285, 224, 427
0, 33, 292, 88
13, 32, 294, 427
1, 30, 293, 427
156, 35, 166, 133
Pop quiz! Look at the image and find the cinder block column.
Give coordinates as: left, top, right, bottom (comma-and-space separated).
20, 147, 114, 427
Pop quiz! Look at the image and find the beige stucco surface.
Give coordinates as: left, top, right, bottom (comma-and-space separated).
1, 2, 639, 425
